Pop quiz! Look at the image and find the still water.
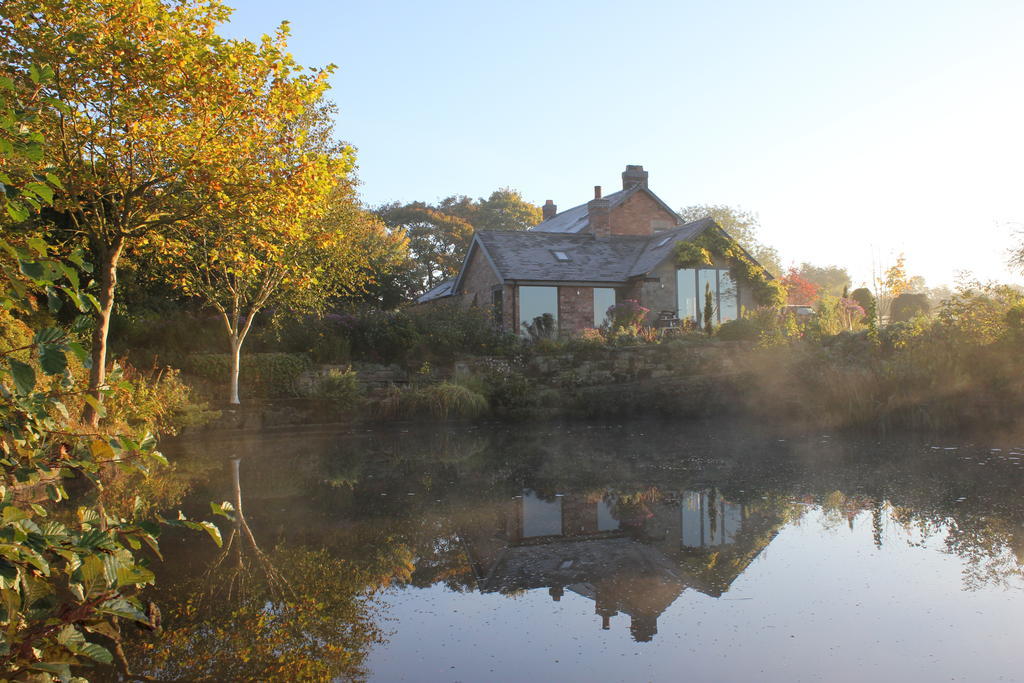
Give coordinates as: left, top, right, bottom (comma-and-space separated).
122, 419, 1024, 681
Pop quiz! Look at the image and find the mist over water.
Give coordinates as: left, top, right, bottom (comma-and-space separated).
123, 420, 1024, 681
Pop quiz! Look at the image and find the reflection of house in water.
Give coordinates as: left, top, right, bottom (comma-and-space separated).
463, 488, 783, 642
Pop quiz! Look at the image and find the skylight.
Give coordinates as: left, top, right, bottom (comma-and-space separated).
552, 250, 570, 262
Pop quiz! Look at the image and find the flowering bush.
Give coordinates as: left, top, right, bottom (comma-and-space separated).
837, 297, 866, 330
607, 300, 649, 330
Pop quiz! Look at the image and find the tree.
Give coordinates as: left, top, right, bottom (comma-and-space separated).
873, 253, 920, 323
796, 263, 851, 298
379, 189, 541, 297
377, 202, 474, 295
780, 268, 820, 305
1, 0, 334, 423
704, 282, 714, 335
153, 103, 362, 405
123, 459, 414, 681
678, 204, 782, 277
891, 292, 930, 322
0, 74, 220, 676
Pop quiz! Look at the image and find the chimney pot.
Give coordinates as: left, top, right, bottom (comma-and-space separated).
542, 199, 557, 221
587, 195, 611, 239
622, 164, 649, 190
594, 185, 602, 199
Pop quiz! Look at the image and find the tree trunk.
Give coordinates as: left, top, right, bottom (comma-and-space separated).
229, 335, 241, 405
84, 236, 125, 428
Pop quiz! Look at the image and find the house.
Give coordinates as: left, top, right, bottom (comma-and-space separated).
418, 164, 764, 336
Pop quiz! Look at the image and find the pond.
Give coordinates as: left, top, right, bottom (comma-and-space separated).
114, 419, 1024, 681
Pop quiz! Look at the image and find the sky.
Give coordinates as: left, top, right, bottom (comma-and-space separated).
221, 0, 1024, 288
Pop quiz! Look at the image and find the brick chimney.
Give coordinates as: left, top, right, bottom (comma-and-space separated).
542, 199, 557, 221
621, 164, 648, 190
588, 185, 610, 239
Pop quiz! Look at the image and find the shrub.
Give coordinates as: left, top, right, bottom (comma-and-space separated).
184, 352, 311, 399
411, 302, 515, 360
891, 293, 930, 322
523, 312, 556, 342
716, 318, 759, 341
373, 382, 487, 420
110, 309, 223, 366
608, 300, 649, 331
312, 367, 364, 411
103, 364, 219, 435
479, 367, 539, 418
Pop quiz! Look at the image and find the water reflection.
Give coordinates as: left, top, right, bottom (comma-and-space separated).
115, 422, 1024, 681
465, 487, 789, 641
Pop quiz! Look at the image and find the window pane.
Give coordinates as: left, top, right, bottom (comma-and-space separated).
676, 269, 697, 321
519, 286, 558, 335
698, 269, 718, 323
719, 271, 738, 322
522, 490, 562, 538
593, 288, 616, 328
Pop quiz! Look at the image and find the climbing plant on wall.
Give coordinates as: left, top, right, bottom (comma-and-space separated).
672, 228, 785, 307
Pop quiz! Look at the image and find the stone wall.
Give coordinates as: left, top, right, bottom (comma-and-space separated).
455, 342, 747, 388
458, 246, 514, 331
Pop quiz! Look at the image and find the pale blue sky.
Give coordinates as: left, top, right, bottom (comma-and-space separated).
223, 0, 1024, 287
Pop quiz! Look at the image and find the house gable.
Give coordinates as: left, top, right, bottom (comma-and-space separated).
454, 237, 503, 296
610, 189, 679, 237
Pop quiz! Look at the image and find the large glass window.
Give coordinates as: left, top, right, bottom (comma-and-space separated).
719, 271, 738, 322
677, 268, 739, 324
518, 286, 557, 336
593, 288, 616, 328
522, 490, 562, 538
698, 269, 717, 324
677, 268, 698, 321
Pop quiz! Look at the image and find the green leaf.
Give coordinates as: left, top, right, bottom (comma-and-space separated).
82, 394, 105, 418
210, 501, 235, 518
18, 259, 44, 281
66, 341, 91, 367
77, 642, 113, 664
39, 344, 68, 375
29, 662, 72, 681
6, 201, 29, 223
23, 142, 43, 162
116, 563, 155, 587
147, 450, 168, 467
7, 359, 35, 394
46, 286, 62, 314
24, 182, 53, 204
2, 506, 30, 523
29, 64, 40, 84
33, 327, 63, 344
197, 520, 222, 547
98, 597, 148, 623
57, 263, 79, 290
26, 237, 48, 256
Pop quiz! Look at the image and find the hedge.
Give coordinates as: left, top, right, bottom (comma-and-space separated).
183, 352, 311, 399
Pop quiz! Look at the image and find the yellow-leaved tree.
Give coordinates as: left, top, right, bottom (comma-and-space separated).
1, 0, 339, 422
151, 97, 393, 403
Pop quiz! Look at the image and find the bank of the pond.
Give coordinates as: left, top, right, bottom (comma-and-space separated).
186, 329, 1024, 437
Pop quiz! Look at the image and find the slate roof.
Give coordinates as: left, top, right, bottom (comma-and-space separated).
414, 279, 455, 304
531, 184, 681, 235
627, 218, 716, 277
530, 187, 633, 233
457, 217, 720, 287
472, 230, 648, 283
